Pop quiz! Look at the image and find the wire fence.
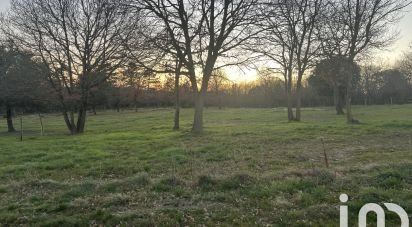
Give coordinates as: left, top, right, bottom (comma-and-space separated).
0, 113, 69, 140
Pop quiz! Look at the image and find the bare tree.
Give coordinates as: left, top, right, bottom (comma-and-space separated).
0, 43, 17, 132
120, 11, 188, 130
319, 0, 411, 123
250, 0, 323, 122
127, 0, 258, 133
360, 61, 384, 105
0, 41, 52, 133
3, 0, 134, 134
120, 62, 151, 112
398, 47, 412, 85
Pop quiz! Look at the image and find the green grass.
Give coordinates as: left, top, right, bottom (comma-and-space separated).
1, 105, 412, 226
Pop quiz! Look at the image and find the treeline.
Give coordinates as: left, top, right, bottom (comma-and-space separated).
104, 68, 412, 109
10, 63, 407, 112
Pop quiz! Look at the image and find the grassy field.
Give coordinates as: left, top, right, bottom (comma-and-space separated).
0, 105, 412, 226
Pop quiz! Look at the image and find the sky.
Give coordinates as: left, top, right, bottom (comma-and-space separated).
0, 0, 7, 13
0, 0, 411, 81
380, 3, 412, 62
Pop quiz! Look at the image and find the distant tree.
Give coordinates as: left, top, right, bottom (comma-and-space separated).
318, 0, 411, 123
209, 70, 230, 109
250, 0, 324, 121
311, 56, 361, 115
398, 48, 412, 85
0, 42, 51, 132
359, 62, 383, 105
120, 62, 150, 112
121, 9, 187, 130
0, 44, 19, 132
254, 69, 286, 107
88, 82, 111, 115
378, 69, 410, 104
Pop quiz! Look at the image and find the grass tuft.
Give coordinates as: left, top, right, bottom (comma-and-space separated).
221, 173, 256, 190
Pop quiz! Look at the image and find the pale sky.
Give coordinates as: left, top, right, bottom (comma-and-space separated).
0, 0, 7, 12
379, 3, 412, 63
0, 0, 411, 81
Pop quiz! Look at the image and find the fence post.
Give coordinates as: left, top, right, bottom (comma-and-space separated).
39, 114, 44, 136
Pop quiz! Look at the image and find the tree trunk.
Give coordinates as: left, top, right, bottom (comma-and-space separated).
76, 105, 87, 134
173, 69, 181, 130
286, 82, 294, 122
333, 85, 345, 115
295, 82, 302, 121
70, 110, 76, 134
285, 69, 295, 122
192, 92, 204, 134
287, 94, 294, 121
6, 105, 15, 132
134, 89, 138, 112
345, 79, 358, 124
174, 104, 180, 130
217, 91, 222, 110
63, 110, 74, 134
39, 114, 44, 136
